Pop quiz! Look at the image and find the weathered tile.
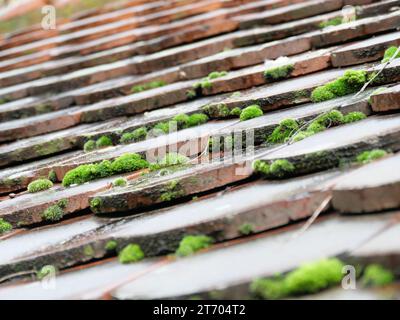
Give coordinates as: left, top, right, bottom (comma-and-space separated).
332, 153, 400, 214
370, 82, 400, 112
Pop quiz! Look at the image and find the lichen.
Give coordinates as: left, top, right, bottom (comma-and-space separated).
311, 70, 367, 102
239, 105, 263, 121
0, 218, 12, 235
95, 135, 113, 148
41, 204, 64, 222
118, 244, 145, 263
27, 178, 53, 193
356, 149, 388, 164
361, 264, 394, 287
239, 223, 254, 235
250, 258, 344, 299
382, 46, 400, 63
267, 118, 299, 144
264, 64, 294, 81
113, 177, 127, 187
83, 140, 96, 152
176, 235, 214, 257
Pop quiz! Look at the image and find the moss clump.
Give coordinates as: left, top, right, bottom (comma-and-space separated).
356, 149, 388, 164
239, 223, 254, 235
27, 179, 53, 193
382, 46, 400, 63
187, 113, 209, 127
319, 17, 343, 28
41, 204, 64, 222
176, 235, 214, 257
48, 170, 57, 183
57, 199, 68, 209
118, 244, 145, 264
0, 218, 12, 235
62, 154, 148, 187
229, 107, 242, 117
269, 159, 295, 178
186, 89, 197, 99
250, 258, 344, 299
193, 71, 228, 90
239, 105, 263, 121
90, 197, 102, 211
361, 264, 394, 287
203, 103, 230, 118
105, 240, 118, 251
264, 64, 294, 81
36, 265, 56, 280
306, 121, 326, 133
172, 113, 190, 129
267, 118, 299, 144
83, 245, 95, 257
343, 111, 367, 123
83, 140, 96, 152
311, 70, 367, 102
150, 153, 190, 171
95, 136, 113, 148
131, 80, 166, 93
153, 121, 173, 134
110, 153, 149, 174
159, 180, 185, 202
113, 177, 127, 187
317, 110, 344, 127
120, 127, 147, 144
291, 131, 314, 142
252, 159, 271, 175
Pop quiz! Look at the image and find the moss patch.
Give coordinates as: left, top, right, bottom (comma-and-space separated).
253, 159, 294, 178
27, 179, 53, 193
120, 127, 148, 144
48, 170, 57, 183
83, 140, 96, 152
131, 80, 166, 93
118, 244, 145, 263
193, 71, 228, 90
267, 118, 299, 144
36, 265, 57, 280
264, 64, 294, 81
239, 105, 263, 121
41, 204, 64, 222
113, 177, 127, 187
250, 258, 344, 299
311, 70, 367, 102
238, 223, 254, 235
105, 240, 118, 251
0, 218, 12, 235
356, 149, 388, 164
382, 46, 400, 63
176, 235, 214, 257
150, 153, 190, 171
343, 111, 367, 123
362, 264, 394, 287
319, 17, 343, 28
96, 136, 113, 149
159, 180, 185, 202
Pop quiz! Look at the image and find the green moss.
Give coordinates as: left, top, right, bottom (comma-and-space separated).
229, 107, 242, 117
250, 258, 344, 299
27, 179, 53, 193
292, 131, 314, 142
203, 103, 231, 118
150, 153, 190, 171
159, 180, 185, 202
41, 205, 64, 222
252, 160, 270, 175
83, 245, 95, 257
239, 223, 254, 235
57, 199, 68, 209
319, 17, 343, 28
187, 113, 209, 127
186, 89, 197, 99
105, 240, 118, 251
96, 136, 113, 148
356, 149, 388, 164
48, 170, 57, 183
36, 265, 56, 280
264, 64, 294, 81
317, 110, 344, 127
311, 70, 367, 102
113, 177, 127, 187
267, 118, 299, 144
342, 111, 367, 123
153, 121, 172, 134
172, 114, 190, 129
382, 46, 400, 63
0, 98, 9, 105
208, 71, 228, 79
193, 71, 228, 90
111, 153, 149, 174
118, 244, 145, 263
62, 160, 113, 187
0, 218, 12, 235
269, 159, 295, 178
131, 80, 166, 93
120, 127, 147, 144
239, 105, 263, 121
362, 264, 394, 287
176, 235, 214, 257
83, 140, 96, 152
306, 122, 326, 133
90, 197, 102, 211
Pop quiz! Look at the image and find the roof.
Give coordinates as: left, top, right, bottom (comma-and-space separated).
0, 0, 399, 300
